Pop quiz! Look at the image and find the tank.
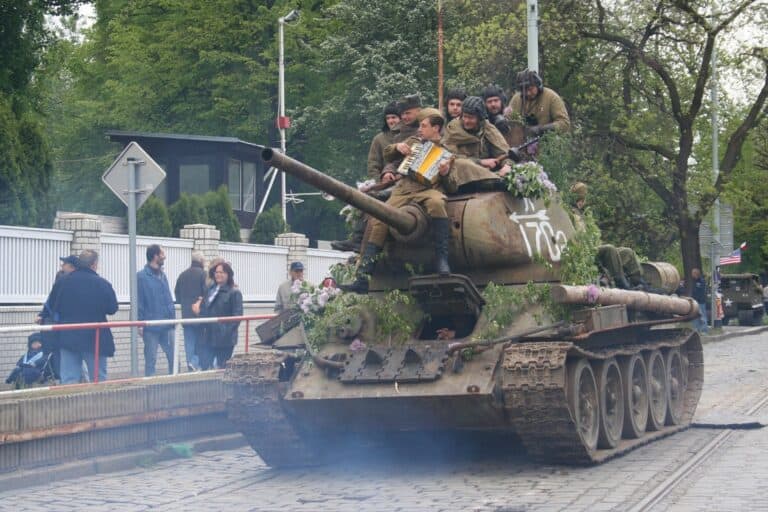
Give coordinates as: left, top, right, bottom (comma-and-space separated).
224, 149, 703, 466
720, 273, 765, 326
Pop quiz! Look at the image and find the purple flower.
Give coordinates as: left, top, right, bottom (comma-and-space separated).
586, 284, 600, 304
317, 291, 329, 307
542, 179, 557, 191
350, 339, 366, 352
291, 280, 302, 293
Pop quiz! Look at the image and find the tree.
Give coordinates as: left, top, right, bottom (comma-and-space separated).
250, 204, 289, 245
168, 193, 208, 236
203, 186, 241, 242
137, 195, 172, 237
574, 0, 768, 287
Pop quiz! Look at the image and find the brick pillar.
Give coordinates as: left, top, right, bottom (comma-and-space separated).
180, 224, 220, 263
53, 213, 102, 256
275, 232, 309, 277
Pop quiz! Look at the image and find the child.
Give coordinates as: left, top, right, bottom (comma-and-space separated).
6, 333, 47, 387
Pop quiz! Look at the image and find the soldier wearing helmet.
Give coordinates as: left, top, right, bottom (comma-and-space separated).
507, 69, 570, 138
481, 84, 511, 135
441, 96, 513, 189
444, 88, 467, 121
367, 101, 401, 180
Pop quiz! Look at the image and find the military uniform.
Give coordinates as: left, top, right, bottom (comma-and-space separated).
508, 87, 570, 133
367, 130, 397, 180
442, 118, 512, 188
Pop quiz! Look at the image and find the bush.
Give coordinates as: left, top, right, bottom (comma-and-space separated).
250, 204, 289, 244
168, 193, 209, 236
203, 186, 241, 242
137, 195, 173, 236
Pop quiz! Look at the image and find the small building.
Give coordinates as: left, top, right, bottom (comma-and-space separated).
107, 131, 270, 230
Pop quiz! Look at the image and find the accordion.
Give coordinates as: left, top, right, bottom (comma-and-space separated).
396, 141, 453, 185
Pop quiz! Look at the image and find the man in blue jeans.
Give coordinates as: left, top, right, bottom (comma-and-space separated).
138, 244, 176, 376
174, 251, 207, 371
691, 267, 709, 334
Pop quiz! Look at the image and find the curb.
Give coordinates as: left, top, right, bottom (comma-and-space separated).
0, 433, 247, 493
702, 325, 768, 343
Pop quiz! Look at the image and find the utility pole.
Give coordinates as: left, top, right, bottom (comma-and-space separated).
437, 0, 444, 110
527, 0, 539, 72
710, 44, 721, 329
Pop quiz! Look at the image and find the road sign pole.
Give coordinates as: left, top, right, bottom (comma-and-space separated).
128, 158, 139, 377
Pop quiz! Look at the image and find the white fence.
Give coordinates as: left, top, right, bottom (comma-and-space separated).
0, 226, 73, 303
0, 226, 349, 304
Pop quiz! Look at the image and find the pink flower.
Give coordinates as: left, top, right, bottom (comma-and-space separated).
586, 284, 600, 304
291, 279, 302, 294
350, 339, 366, 352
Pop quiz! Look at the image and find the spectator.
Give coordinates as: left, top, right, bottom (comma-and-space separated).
175, 251, 207, 371
321, 276, 337, 289
275, 261, 305, 313
193, 261, 243, 370
691, 267, 709, 333
5, 333, 48, 387
50, 249, 118, 384
36, 254, 80, 379
137, 244, 176, 376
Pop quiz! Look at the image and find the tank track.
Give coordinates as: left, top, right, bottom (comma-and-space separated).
501, 328, 703, 464
224, 348, 323, 468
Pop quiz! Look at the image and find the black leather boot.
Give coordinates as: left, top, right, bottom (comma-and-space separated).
330, 218, 367, 253
339, 243, 381, 294
432, 218, 451, 276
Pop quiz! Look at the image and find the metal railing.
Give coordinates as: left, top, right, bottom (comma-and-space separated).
0, 314, 276, 384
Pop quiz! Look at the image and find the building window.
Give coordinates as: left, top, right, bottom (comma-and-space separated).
180, 163, 210, 196
228, 159, 242, 210
243, 162, 257, 212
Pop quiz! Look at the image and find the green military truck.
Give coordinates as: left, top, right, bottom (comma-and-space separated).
720, 273, 765, 326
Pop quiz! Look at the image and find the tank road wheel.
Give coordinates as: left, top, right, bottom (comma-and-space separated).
621, 354, 649, 439
665, 348, 687, 425
645, 350, 668, 431
568, 358, 600, 451
596, 358, 625, 449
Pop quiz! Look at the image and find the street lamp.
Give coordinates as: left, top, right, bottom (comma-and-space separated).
278, 9, 300, 223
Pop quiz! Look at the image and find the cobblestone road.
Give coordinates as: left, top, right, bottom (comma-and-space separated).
1, 329, 767, 512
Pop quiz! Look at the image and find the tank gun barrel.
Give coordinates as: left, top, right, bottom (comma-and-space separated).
551, 284, 699, 317
262, 149, 417, 235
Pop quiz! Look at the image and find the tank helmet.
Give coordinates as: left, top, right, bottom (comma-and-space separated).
515, 69, 543, 91
570, 182, 588, 201
383, 101, 400, 117
397, 94, 422, 112
445, 88, 467, 102
481, 84, 507, 104
461, 96, 487, 120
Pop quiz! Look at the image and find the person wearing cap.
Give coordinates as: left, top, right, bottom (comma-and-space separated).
445, 88, 467, 121
442, 96, 513, 190
344, 108, 458, 293
481, 84, 510, 136
367, 101, 401, 180
507, 69, 570, 139
275, 261, 305, 313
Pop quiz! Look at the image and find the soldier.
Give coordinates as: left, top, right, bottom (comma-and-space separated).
444, 88, 467, 121
507, 69, 570, 138
332, 102, 401, 252
481, 84, 511, 137
342, 108, 457, 293
569, 182, 645, 290
442, 96, 513, 190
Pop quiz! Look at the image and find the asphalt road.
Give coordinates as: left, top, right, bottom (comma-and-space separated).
1, 327, 767, 511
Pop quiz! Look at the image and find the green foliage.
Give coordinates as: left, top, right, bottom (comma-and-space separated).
203, 186, 241, 242
168, 193, 208, 236
560, 208, 601, 286
137, 195, 172, 237
250, 204, 289, 245
478, 282, 555, 340
328, 260, 357, 285
504, 161, 557, 204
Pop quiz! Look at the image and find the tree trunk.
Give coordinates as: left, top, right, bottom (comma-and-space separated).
678, 213, 702, 295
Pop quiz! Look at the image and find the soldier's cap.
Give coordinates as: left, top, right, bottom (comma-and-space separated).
289, 261, 304, 271
397, 94, 422, 112
60, 255, 79, 266
416, 107, 444, 122
570, 182, 588, 200
383, 101, 400, 117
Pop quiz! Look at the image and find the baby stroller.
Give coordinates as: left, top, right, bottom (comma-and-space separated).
5, 333, 57, 389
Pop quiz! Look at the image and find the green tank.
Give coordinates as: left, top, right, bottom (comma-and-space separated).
224, 150, 703, 466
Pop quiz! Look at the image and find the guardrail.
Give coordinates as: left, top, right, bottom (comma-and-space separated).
0, 314, 276, 384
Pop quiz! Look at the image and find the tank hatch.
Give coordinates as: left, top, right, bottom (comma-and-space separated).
339, 344, 449, 383
409, 274, 485, 340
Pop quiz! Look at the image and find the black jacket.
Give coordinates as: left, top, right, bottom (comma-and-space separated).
175, 262, 207, 318
50, 268, 119, 356
200, 284, 243, 347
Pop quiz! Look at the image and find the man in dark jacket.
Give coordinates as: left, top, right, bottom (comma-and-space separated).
50, 249, 118, 384
175, 251, 207, 371
138, 244, 176, 376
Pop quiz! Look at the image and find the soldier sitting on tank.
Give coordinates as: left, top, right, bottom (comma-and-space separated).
506, 69, 570, 138
444, 88, 467, 122
569, 182, 652, 291
341, 108, 458, 294
442, 96, 513, 192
